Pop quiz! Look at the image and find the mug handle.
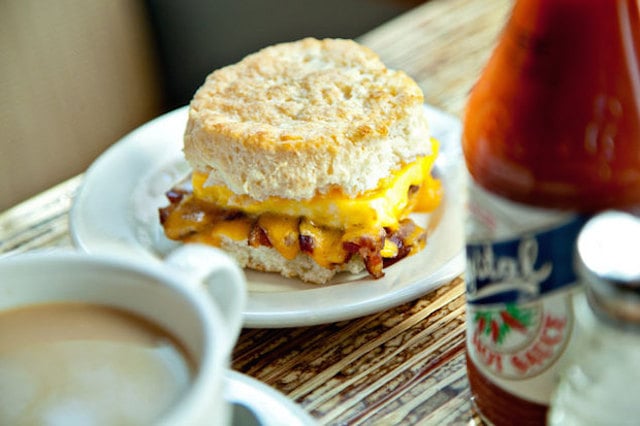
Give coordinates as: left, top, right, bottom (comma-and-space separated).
165, 244, 247, 351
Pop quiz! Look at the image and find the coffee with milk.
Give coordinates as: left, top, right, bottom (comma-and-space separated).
0, 246, 247, 426
0, 301, 196, 425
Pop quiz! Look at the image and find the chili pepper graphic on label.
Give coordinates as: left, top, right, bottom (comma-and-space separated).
500, 311, 527, 333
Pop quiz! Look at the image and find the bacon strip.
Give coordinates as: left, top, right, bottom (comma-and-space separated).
343, 231, 385, 279
249, 223, 272, 248
159, 187, 426, 280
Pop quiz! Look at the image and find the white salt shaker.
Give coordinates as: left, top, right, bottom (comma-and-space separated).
549, 211, 640, 426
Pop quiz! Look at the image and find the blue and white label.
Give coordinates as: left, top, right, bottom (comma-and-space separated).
467, 216, 587, 305
465, 181, 588, 403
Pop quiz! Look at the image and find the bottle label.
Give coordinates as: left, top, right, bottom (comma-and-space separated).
466, 183, 587, 404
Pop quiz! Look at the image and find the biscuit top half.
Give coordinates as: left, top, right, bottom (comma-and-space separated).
184, 38, 432, 201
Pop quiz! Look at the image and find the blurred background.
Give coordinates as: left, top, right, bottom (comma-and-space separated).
0, 0, 424, 211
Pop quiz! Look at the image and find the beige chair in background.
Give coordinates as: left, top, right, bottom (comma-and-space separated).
0, 1, 164, 211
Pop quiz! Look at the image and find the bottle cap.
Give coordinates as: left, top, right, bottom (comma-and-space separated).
576, 210, 640, 326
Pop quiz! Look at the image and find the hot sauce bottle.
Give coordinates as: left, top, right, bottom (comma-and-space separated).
462, 0, 640, 424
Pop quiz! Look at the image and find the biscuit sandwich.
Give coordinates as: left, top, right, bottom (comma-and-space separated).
159, 38, 442, 284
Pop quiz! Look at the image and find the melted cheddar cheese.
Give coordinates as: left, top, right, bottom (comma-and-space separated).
192, 139, 441, 231
160, 139, 441, 278
257, 214, 300, 260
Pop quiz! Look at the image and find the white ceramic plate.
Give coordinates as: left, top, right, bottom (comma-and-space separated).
71, 105, 464, 328
225, 371, 316, 426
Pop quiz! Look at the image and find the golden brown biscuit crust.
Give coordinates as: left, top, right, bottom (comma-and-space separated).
184, 38, 431, 200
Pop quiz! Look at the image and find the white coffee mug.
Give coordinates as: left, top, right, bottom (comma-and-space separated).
0, 244, 246, 426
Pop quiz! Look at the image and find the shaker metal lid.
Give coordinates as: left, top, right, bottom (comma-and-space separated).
576, 210, 640, 324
